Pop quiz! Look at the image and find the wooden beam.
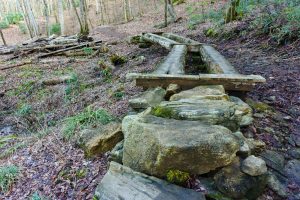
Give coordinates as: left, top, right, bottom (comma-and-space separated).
154, 45, 187, 75
200, 45, 239, 74
127, 73, 266, 91
162, 33, 201, 52
141, 33, 179, 50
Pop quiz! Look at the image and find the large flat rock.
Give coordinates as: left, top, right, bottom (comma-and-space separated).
122, 113, 240, 177
94, 162, 205, 200
153, 86, 252, 131
170, 85, 229, 101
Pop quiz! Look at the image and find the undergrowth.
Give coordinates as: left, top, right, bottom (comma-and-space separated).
0, 165, 20, 192
62, 107, 115, 140
187, 0, 300, 44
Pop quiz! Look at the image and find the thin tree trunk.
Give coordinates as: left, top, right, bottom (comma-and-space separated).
0, 29, 7, 46
43, 0, 50, 36
71, 0, 83, 32
58, 0, 65, 35
79, 0, 89, 35
23, 0, 39, 37
164, 0, 168, 27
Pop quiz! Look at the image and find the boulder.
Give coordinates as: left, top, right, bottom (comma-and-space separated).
94, 162, 205, 200
108, 140, 124, 164
129, 87, 166, 110
214, 158, 267, 200
77, 122, 123, 156
284, 159, 300, 185
170, 85, 229, 101
260, 150, 285, 172
266, 172, 288, 198
122, 113, 240, 177
154, 99, 243, 131
241, 155, 267, 176
165, 84, 180, 100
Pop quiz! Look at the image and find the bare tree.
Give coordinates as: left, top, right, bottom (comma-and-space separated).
43, 0, 50, 36
79, 0, 89, 35
58, 0, 65, 35
0, 29, 7, 46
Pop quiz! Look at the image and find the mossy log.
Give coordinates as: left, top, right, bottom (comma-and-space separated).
141, 33, 179, 50
154, 45, 187, 75
161, 33, 202, 52
200, 45, 239, 74
127, 73, 266, 91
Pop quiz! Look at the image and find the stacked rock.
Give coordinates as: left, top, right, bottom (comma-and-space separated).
95, 85, 268, 200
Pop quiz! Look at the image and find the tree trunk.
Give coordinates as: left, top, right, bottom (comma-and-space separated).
58, 0, 65, 35
43, 0, 50, 36
225, 0, 240, 23
23, 0, 39, 37
123, 0, 131, 22
164, 0, 168, 27
79, 0, 89, 35
0, 29, 7, 46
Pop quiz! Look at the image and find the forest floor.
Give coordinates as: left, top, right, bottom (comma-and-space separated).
0, 2, 299, 200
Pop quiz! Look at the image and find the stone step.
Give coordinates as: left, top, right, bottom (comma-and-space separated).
95, 162, 205, 200
122, 113, 239, 177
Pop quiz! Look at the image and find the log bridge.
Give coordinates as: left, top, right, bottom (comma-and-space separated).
127, 32, 266, 92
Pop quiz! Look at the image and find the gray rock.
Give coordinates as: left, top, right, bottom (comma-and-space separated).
156, 99, 245, 131
284, 159, 300, 185
129, 87, 166, 110
94, 162, 205, 200
165, 84, 180, 100
122, 113, 240, 177
108, 140, 124, 164
238, 142, 250, 158
77, 122, 123, 157
170, 85, 229, 101
241, 155, 267, 176
288, 148, 300, 159
246, 138, 266, 154
266, 172, 287, 198
214, 158, 267, 200
260, 150, 285, 172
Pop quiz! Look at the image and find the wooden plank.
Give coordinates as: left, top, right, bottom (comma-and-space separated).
154, 45, 187, 75
141, 33, 179, 50
127, 73, 266, 91
200, 45, 239, 74
162, 33, 201, 52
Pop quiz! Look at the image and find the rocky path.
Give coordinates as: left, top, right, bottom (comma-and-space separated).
90, 34, 284, 199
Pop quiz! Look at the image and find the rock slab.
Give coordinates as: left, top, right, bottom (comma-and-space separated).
77, 122, 123, 156
242, 155, 267, 176
122, 113, 240, 177
94, 162, 205, 200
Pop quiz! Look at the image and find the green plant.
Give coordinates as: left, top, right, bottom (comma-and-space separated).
166, 169, 190, 186
50, 23, 61, 35
31, 192, 42, 200
151, 106, 175, 118
16, 104, 32, 116
110, 54, 127, 66
0, 165, 20, 192
18, 23, 27, 34
113, 91, 125, 100
5, 13, 23, 24
0, 21, 9, 29
82, 47, 94, 55
62, 107, 114, 139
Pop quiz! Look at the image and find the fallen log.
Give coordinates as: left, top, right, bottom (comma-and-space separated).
36, 40, 102, 59
41, 75, 72, 85
154, 45, 187, 75
141, 33, 179, 50
200, 45, 239, 74
127, 73, 266, 91
162, 32, 202, 52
